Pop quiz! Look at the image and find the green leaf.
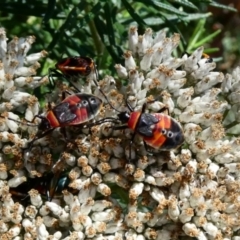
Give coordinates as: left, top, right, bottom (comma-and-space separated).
210, 1, 237, 12
142, 0, 188, 16
187, 28, 205, 52
182, 12, 212, 21
188, 18, 206, 46
121, 0, 146, 27
47, 5, 79, 50
144, 12, 211, 26
0, 2, 48, 17
42, 0, 56, 25
203, 47, 219, 54
194, 29, 221, 48
171, 0, 198, 10
103, 3, 116, 46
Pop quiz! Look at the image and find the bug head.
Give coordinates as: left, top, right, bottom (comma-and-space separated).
37, 117, 51, 132
117, 111, 131, 124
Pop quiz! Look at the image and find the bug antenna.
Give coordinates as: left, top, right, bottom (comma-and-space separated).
126, 99, 134, 112
68, 80, 82, 93
6, 117, 39, 127
92, 63, 122, 113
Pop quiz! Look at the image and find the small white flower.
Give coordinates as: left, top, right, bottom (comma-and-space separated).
202, 222, 218, 238
91, 210, 114, 222
92, 200, 112, 212
8, 225, 21, 238
168, 196, 180, 221
114, 64, 128, 79
221, 73, 232, 93
8, 176, 26, 188
25, 51, 48, 65
36, 218, 49, 240
28, 189, 43, 207
52, 231, 62, 240
97, 183, 111, 196
183, 46, 204, 72
140, 48, 154, 71
182, 223, 199, 237
45, 201, 63, 216
123, 51, 136, 70
179, 208, 194, 223
128, 26, 138, 55
149, 187, 166, 203
195, 72, 224, 94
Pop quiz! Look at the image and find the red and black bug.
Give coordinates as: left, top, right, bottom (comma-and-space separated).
4, 55, 112, 149
3, 91, 103, 149
48, 56, 96, 90
55, 56, 94, 78
117, 102, 184, 153
29, 63, 115, 148
28, 92, 103, 148
94, 99, 184, 159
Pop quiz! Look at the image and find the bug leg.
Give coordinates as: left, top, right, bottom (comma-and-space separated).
48, 68, 62, 89
157, 106, 169, 115
47, 102, 52, 110
59, 127, 79, 151
82, 119, 114, 136
31, 114, 44, 123
44, 68, 66, 94
141, 102, 147, 113
83, 117, 120, 129
60, 127, 72, 143
128, 132, 137, 161
49, 68, 81, 93
20, 115, 50, 151
143, 141, 154, 154
60, 127, 75, 145
26, 128, 55, 150
113, 125, 136, 161
61, 90, 75, 100
61, 90, 69, 101
9, 189, 30, 202
67, 79, 81, 93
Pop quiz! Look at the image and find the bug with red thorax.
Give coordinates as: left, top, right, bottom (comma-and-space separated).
90, 96, 184, 160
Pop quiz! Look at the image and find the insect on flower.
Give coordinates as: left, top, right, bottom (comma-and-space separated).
27, 59, 115, 148
9, 171, 75, 203
94, 99, 184, 159
1, 92, 103, 149
48, 56, 95, 90
183, 51, 213, 64
201, 52, 213, 63
28, 91, 103, 148
0, 51, 119, 151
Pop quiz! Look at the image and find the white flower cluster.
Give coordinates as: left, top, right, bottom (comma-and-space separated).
0, 27, 48, 153
0, 26, 240, 239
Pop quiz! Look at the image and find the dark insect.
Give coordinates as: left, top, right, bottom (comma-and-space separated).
9, 171, 75, 202
201, 53, 213, 63
4, 54, 115, 148
48, 56, 95, 90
